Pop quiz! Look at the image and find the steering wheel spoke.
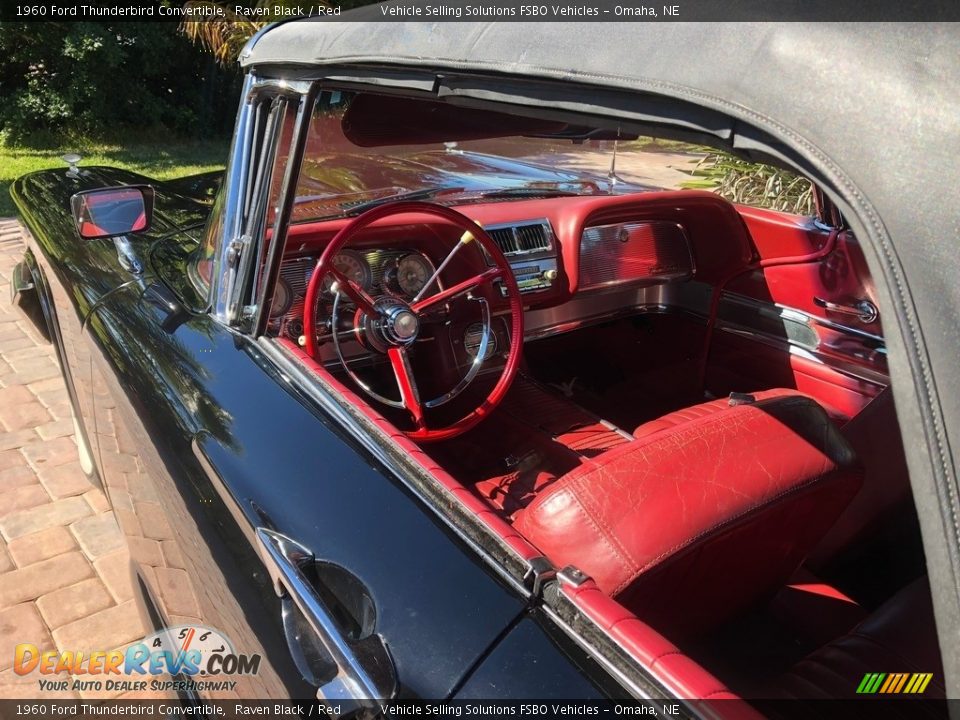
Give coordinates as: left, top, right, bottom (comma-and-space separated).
301, 201, 523, 441
411, 267, 502, 313
329, 269, 377, 315
387, 347, 424, 429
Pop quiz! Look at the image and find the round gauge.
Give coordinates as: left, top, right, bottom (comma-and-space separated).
270, 278, 293, 318
323, 250, 372, 294
396, 253, 434, 297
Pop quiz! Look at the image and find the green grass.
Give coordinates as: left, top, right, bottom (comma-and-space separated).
0, 138, 228, 216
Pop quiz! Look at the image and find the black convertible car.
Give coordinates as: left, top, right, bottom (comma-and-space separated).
9, 18, 959, 717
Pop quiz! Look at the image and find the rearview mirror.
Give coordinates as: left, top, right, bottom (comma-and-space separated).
71, 185, 154, 239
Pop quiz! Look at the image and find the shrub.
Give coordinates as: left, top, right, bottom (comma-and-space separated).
681, 152, 815, 215
0, 23, 240, 143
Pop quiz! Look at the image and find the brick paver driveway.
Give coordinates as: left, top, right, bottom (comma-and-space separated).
0, 218, 160, 700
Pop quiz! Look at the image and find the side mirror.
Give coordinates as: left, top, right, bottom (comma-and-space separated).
70, 185, 154, 239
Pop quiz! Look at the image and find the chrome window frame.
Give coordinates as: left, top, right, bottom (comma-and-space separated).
205, 71, 318, 327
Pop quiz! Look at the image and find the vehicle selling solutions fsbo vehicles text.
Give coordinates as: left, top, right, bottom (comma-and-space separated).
378, 4, 673, 17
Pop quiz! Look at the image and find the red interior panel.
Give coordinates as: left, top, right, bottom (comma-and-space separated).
281, 190, 754, 305
731, 207, 881, 334
706, 332, 881, 420
562, 580, 762, 713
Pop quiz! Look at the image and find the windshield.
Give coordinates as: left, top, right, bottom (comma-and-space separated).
279, 90, 662, 224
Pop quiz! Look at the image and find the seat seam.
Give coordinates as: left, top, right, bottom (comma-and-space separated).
551, 395, 826, 494
617, 465, 851, 590
563, 488, 637, 586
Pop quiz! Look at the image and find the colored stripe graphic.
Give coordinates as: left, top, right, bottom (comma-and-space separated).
857, 672, 933, 694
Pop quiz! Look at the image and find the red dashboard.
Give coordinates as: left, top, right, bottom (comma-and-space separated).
272, 189, 885, 408
279, 189, 755, 311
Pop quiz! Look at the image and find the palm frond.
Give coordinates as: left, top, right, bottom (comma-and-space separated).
180, 0, 331, 66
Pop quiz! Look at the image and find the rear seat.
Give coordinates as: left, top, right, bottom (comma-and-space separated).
768, 577, 945, 699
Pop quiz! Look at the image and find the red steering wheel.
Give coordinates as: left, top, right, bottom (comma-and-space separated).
302, 201, 524, 442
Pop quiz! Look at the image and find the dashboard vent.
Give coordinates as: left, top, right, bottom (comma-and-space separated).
485, 221, 553, 256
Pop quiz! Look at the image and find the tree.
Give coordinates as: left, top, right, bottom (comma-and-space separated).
0, 23, 239, 142
180, 0, 328, 66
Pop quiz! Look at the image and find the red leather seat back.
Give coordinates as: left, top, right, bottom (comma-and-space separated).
515, 394, 863, 638
633, 388, 847, 439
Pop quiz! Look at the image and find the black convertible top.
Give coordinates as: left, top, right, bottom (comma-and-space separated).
243, 17, 960, 689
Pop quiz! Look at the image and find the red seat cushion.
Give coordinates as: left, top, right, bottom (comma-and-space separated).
514, 394, 863, 638
633, 388, 845, 439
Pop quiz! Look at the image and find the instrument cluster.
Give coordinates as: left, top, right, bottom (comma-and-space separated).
268, 248, 437, 342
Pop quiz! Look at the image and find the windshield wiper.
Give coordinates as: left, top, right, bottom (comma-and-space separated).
345, 186, 466, 215
475, 187, 582, 199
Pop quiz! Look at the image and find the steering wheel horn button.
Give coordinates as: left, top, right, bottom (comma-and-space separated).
392, 309, 419, 340
382, 304, 420, 345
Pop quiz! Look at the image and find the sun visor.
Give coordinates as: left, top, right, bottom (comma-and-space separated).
341, 93, 568, 147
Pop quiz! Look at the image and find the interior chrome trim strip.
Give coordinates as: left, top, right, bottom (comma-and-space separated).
523, 282, 710, 340
722, 291, 885, 344
716, 324, 888, 386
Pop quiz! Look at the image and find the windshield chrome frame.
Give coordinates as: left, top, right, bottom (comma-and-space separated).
208, 73, 317, 326
209, 72, 255, 323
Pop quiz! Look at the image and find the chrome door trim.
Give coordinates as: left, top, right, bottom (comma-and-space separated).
255, 336, 533, 599
255, 528, 397, 708
721, 291, 885, 344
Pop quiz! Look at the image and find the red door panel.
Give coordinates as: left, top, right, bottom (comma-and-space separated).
731, 206, 881, 336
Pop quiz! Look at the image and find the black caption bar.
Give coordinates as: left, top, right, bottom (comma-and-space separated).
1, 0, 959, 22
0, 699, 951, 720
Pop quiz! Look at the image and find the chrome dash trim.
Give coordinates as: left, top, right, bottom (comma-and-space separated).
578, 220, 694, 291
482, 218, 556, 258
